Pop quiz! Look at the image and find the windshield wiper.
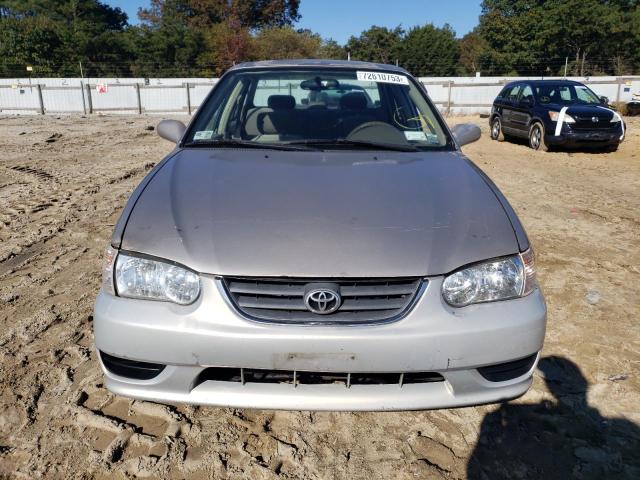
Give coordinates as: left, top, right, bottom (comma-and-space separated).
184, 139, 316, 151
285, 139, 419, 152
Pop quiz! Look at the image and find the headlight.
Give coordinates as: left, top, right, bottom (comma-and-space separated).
102, 246, 117, 295
442, 249, 538, 307
114, 252, 200, 305
548, 111, 575, 123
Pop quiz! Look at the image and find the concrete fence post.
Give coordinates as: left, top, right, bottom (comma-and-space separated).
186, 83, 192, 115
135, 83, 142, 114
615, 77, 622, 106
80, 81, 87, 114
36, 84, 45, 114
85, 83, 93, 114
447, 81, 453, 115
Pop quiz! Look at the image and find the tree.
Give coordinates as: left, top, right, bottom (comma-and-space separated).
0, 0, 130, 76
458, 29, 488, 75
139, 0, 300, 29
0, 16, 63, 76
252, 27, 322, 60
199, 19, 253, 76
346, 26, 403, 64
476, 0, 637, 76
547, 0, 622, 76
398, 24, 459, 76
477, 0, 547, 75
319, 39, 346, 60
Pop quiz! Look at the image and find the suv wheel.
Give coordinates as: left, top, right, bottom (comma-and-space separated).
490, 117, 505, 141
529, 122, 549, 151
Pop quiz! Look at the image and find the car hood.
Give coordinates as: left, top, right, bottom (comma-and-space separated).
121, 148, 519, 277
547, 103, 616, 121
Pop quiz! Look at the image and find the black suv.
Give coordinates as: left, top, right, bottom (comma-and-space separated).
490, 80, 625, 152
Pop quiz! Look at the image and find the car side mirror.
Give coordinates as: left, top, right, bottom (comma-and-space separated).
451, 123, 481, 147
600, 96, 609, 105
157, 119, 187, 144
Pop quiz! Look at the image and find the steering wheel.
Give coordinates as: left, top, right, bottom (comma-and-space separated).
346, 121, 409, 145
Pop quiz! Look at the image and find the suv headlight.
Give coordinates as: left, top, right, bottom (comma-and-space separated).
548, 111, 575, 123
442, 249, 537, 307
107, 251, 200, 305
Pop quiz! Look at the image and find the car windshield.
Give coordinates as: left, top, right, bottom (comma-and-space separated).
535, 84, 601, 105
185, 68, 452, 151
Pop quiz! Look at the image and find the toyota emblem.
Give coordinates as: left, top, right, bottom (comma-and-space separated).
591, 116, 599, 123
304, 285, 341, 314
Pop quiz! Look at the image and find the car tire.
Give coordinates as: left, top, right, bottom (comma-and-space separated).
529, 122, 549, 151
490, 117, 505, 141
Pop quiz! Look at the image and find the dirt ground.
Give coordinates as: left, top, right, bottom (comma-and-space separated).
0, 113, 638, 480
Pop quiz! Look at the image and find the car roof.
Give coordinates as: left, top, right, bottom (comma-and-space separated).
228, 59, 409, 74
503, 79, 585, 88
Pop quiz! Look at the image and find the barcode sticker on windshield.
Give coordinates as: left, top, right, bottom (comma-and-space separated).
356, 71, 409, 85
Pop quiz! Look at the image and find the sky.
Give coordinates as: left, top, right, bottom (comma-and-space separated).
107, 0, 482, 42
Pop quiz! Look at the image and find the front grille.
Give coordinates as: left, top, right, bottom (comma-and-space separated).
194, 367, 444, 388
571, 117, 616, 130
222, 277, 425, 324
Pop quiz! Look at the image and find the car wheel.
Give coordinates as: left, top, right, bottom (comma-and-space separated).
490, 117, 505, 141
529, 122, 549, 151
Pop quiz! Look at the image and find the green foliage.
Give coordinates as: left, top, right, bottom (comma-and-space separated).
346, 24, 460, 75
399, 24, 460, 76
253, 27, 322, 60
346, 26, 403, 64
0, 0, 637, 78
319, 39, 346, 60
477, 0, 639, 76
458, 29, 488, 75
0, 16, 63, 76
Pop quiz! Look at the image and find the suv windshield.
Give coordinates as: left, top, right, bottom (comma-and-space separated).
185, 68, 452, 151
535, 83, 601, 105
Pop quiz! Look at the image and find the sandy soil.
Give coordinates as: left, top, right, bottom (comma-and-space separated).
0, 114, 638, 479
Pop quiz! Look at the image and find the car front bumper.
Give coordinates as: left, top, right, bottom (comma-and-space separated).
546, 124, 624, 147
93, 275, 547, 411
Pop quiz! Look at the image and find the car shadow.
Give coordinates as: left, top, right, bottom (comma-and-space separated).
467, 356, 640, 479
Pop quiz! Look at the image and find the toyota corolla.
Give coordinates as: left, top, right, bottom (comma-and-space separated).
94, 60, 546, 411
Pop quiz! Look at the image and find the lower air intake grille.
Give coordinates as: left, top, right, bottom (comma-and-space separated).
194, 367, 444, 388
477, 354, 537, 382
221, 277, 424, 324
99, 351, 165, 380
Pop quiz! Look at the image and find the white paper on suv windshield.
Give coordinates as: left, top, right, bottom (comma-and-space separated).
356, 71, 409, 85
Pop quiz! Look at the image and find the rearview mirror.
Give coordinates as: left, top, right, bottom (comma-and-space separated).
600, 96, 609, 105
300, 77, 339, 90
451, 123, 481, 147
157, 119, 186, 144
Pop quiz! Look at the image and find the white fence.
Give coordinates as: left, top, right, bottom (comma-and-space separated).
0, 78, 216, 115
1, 76, 639, 116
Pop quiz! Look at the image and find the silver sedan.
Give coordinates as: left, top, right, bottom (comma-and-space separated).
94, 60, 546, 411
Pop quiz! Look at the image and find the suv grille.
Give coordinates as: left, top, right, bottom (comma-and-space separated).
221, 277, 425, 324
571, 115, 616, 131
